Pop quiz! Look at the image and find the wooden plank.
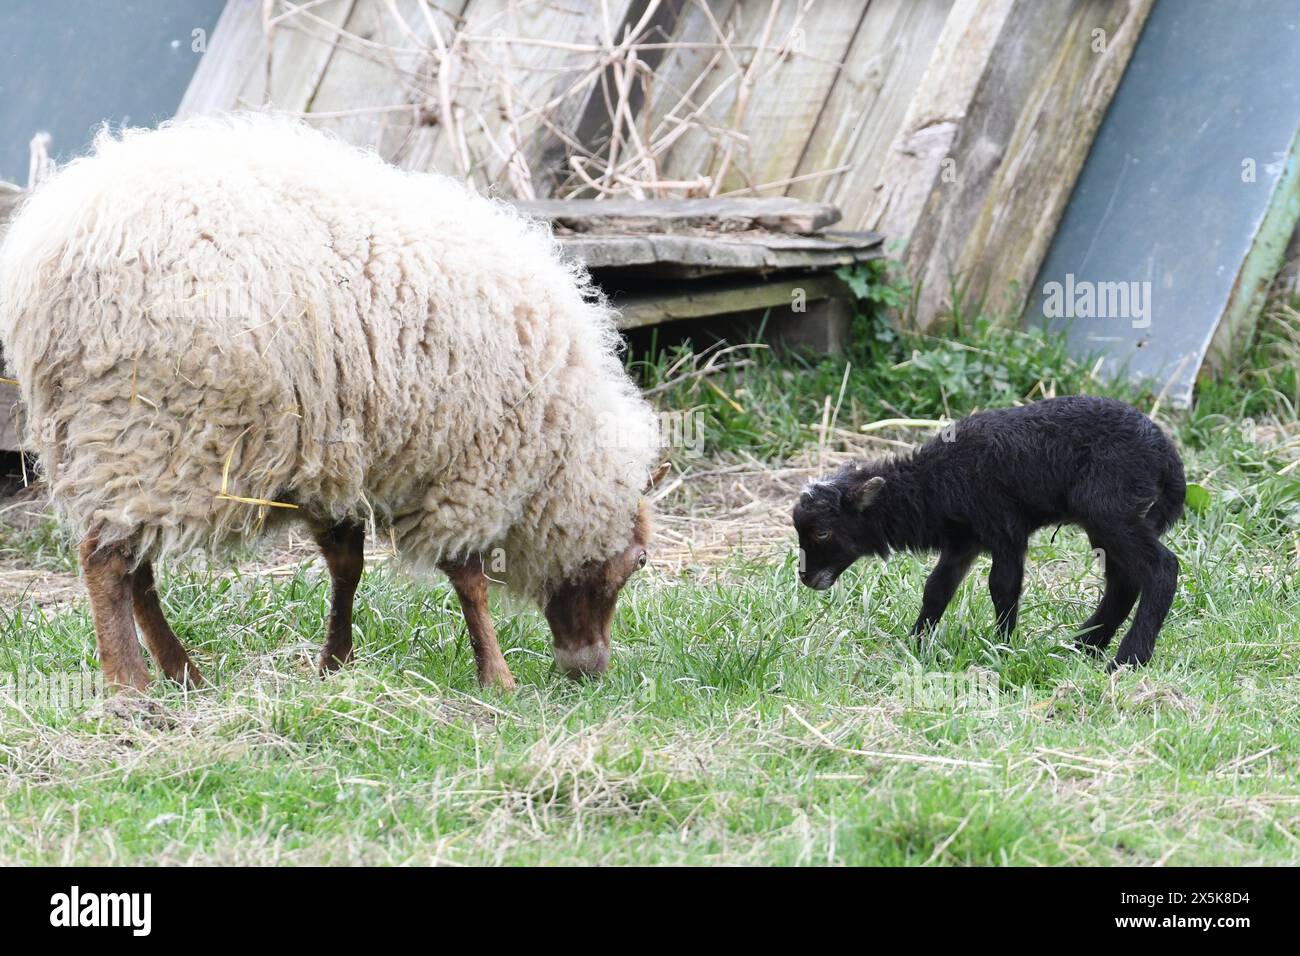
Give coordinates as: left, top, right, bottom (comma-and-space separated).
238, 0, 357, 112
647, 0, 862, 194
515, 197, 841, 234
0, 184, 21, 228
395, 0, 638, 190
1, 185, 21, 445
553, 0, 688, 196
559, 230, 881, 271
614, 274, 845, 328
788, 0, 954, 227
859, 0, 1016, 246
905, 0, 1154, 327
175, 0, 268, 118
305, 0, 465, 158
0, 382, 20, 452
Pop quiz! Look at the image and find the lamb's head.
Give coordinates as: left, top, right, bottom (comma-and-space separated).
544, 499, 652, 678
793, 464, 889, 591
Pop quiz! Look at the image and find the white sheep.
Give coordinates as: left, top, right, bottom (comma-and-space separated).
0, 114, 664, 691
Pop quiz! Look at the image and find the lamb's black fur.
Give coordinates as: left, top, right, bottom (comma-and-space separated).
792, 396, 1185, 669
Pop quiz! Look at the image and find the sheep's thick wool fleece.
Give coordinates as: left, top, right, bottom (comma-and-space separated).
0, 114, 659, 600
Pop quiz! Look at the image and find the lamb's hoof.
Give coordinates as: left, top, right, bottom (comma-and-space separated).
1073, 637, 1108, 659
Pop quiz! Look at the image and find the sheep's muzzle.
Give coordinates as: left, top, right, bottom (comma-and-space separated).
543, 508, 650, 678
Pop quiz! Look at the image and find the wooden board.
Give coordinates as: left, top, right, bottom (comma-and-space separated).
0, 382, 20, 451
851, 0, 1151, 329
645, 1, 863, 195
303, 0, 466, 158
859, 0, 1015, 250
240, 0, 357, 112
395, 0, 637, 192
515, 197, 841, 234
614, 274, 846, 328
788, 0, 954, 228
655, 0, 868, 196
175, 0, 268, 119
558, 230, 881, 272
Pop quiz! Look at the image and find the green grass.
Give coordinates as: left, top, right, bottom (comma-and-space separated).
1, 500, 1296, 865
1, 289, 1298, 865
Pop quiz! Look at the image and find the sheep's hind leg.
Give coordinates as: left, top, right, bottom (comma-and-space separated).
314, 521, 365, 674
1073, 565, 1138, 657
79, 534, 150, 693
441, 556, 517, 692
1110, 540, 1178, 671
132, 560, 204, 688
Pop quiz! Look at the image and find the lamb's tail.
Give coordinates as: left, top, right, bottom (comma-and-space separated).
1146, 445, 1186, 536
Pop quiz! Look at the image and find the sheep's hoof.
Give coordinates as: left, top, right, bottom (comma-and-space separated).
317, 649, 353, 676
104, 666, 152, 695
479, 667, 517, 693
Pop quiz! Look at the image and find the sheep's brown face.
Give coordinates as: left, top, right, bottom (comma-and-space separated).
543, 502, 651, 678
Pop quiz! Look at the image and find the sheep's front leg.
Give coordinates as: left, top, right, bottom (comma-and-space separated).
912, 542, 978, 636
441, 556, 517, 691
988, 543, 1026, 637
314, 521, 365, 674
79, 535, 151, 692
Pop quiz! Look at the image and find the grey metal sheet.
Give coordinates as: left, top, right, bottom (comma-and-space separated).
0, 0, 225, 182
1031, 0, 1300, 406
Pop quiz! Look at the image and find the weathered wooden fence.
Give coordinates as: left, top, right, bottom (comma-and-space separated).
1, 0, 1157, 451
180, 0, 1153, 327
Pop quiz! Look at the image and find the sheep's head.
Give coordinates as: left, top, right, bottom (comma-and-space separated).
543, 464, 668, 678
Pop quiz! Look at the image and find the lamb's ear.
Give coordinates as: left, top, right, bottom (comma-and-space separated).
646, 462, 672, 491
853, 476, 886, 511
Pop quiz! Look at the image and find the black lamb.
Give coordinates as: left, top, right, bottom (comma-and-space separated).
792, 396, 1185, 669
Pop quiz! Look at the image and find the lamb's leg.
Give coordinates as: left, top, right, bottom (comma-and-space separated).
912, 542, 979, 635
988, 542, 1026, 637
441, 556, 517, 691
314, 521, 365, 674
1074, 565, 1139, 655
1110, 540, 1178, 670
132, 560, 204, 688
79, 535, 150, 692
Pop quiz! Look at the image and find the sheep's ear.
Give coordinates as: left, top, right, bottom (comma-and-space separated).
646, 462, 672, 491
853, 476, 886, 511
